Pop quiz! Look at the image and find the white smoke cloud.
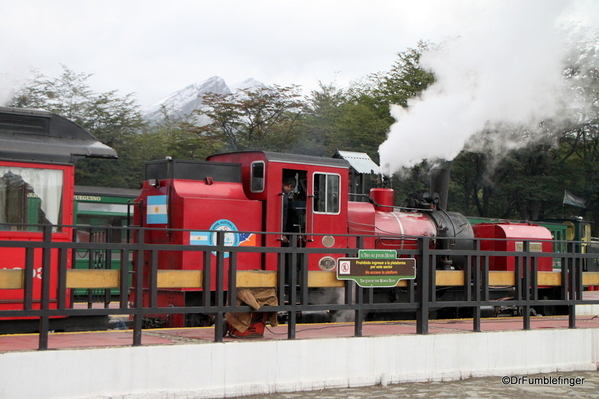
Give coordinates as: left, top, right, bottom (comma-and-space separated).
379, 0, 597, 174
0, 74, 16, 106
0, 70, 32, 106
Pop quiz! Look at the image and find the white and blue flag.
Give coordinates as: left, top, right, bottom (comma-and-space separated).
190, 232, 210, 245
147, 195, 168, 224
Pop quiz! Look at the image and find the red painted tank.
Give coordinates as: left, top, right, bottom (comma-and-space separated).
472, 222, 553, 271
370, 188, 394, 212
132, 159, 263, 327
136, 179, 262, 271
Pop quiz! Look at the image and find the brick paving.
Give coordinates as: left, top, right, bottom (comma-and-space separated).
2, 314, 599, 352
234, 370, 599, 399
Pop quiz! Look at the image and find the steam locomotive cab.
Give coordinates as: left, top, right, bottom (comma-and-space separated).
133, 152, 353, 326
207, 151, 350, 272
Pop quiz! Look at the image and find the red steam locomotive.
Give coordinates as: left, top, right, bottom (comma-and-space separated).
132, 151, 554, 326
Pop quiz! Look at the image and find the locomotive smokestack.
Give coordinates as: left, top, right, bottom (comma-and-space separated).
429, 161, 451, 211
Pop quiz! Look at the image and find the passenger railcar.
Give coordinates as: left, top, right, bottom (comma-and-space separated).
73, 186, 138, 299
0, 107, 117, 332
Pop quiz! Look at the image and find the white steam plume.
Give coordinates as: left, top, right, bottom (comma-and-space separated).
379, 0, 596, 174
0, 70, 32, 106
0, 74, 17, 106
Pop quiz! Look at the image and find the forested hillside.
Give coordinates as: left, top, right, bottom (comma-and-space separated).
5, 37, 599, 233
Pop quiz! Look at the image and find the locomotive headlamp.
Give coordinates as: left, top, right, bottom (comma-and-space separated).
148, 179, 160, 188
318, 256, 336, 272
322, 235, 335, 248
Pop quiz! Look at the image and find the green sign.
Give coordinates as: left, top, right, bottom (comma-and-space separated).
358, 249, 397, 259
336, 250, 416, 287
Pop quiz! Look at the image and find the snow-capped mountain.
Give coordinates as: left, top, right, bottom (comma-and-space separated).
229, 77, 266, 92
143, 76, 266, 122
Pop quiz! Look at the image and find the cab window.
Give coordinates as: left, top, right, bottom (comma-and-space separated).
313, 173, 340, 214
251, 161, 265, 192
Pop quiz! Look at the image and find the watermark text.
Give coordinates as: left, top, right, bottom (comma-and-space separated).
502, 375, 585, 387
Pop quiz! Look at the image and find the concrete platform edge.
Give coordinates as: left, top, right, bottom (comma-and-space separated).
1, 328, 598, 399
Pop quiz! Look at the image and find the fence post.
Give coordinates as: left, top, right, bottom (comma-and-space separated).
214, 231, 225, 342
38, 224, 52, 350
569, 242, 578, 329
416, 237, 430, 335
287, 235, 298, 340
119, 249, 130, 309
354, 236, 365, 337
24, 247, 34, 311
471, 238, 481, 332
132, 228, 144, 346
57, 230, 69, 310
522, 241, 531, 330
104, 228, 113, 307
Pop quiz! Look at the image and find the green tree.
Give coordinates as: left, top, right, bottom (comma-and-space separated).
188, 85, 305, 152
300, 43, 436, 165
449, 151, 495, 216
149, 106, 220, 160
9, 67, 94, 119
297, 81, 348, 156
558, 31, 599, 230
8, 65, 147, 188
368, 40, 436, 108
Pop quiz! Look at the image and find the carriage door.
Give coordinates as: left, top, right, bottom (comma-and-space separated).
308, 172, 344, 243
281, 169, 307, 244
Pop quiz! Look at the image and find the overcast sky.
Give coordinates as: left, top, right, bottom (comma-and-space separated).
0, 0, 545, 109
2, 0, 598, 172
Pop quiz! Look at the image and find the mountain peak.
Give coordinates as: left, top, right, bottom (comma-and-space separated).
191, 76, 230, 94
144, 76, 266, 122
230, 78, 267, 91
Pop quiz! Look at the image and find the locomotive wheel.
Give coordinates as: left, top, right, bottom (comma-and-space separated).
186, 313, 214, 327
222, 318, 230, 337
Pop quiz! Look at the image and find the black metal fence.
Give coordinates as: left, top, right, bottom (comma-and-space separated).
1, 224, 599, 350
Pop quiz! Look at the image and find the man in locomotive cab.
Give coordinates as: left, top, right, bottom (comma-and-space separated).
281, 175, 296, 244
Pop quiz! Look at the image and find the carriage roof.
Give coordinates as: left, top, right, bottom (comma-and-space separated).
0, 107, 117, 164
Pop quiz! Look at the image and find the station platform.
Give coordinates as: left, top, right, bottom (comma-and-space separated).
2, 296, 599, 399
1, 313, 599, 353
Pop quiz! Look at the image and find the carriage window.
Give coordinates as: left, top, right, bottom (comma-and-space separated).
251, 161, 265, 192
313, 173, 340, 214
76, 214, 130, 244
0, 166, 64, 232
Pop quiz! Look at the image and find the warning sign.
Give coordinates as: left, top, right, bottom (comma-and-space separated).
336, 250, 416, 287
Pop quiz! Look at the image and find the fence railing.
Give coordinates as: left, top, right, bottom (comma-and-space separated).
1, 224, 599, 350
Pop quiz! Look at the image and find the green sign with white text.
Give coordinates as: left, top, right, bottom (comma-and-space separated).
336, 250, 416, 287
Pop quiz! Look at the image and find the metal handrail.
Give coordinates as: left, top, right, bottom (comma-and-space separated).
1, 224, 598, 349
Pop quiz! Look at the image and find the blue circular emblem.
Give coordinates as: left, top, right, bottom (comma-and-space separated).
209, 219, 240, 248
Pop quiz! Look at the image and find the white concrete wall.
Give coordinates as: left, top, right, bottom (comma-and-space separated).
576, 303, 599, 315
0, 329, 597, 399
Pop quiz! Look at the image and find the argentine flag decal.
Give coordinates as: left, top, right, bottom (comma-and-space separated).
190, 232, 210, 245
146, 195, 168, 224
